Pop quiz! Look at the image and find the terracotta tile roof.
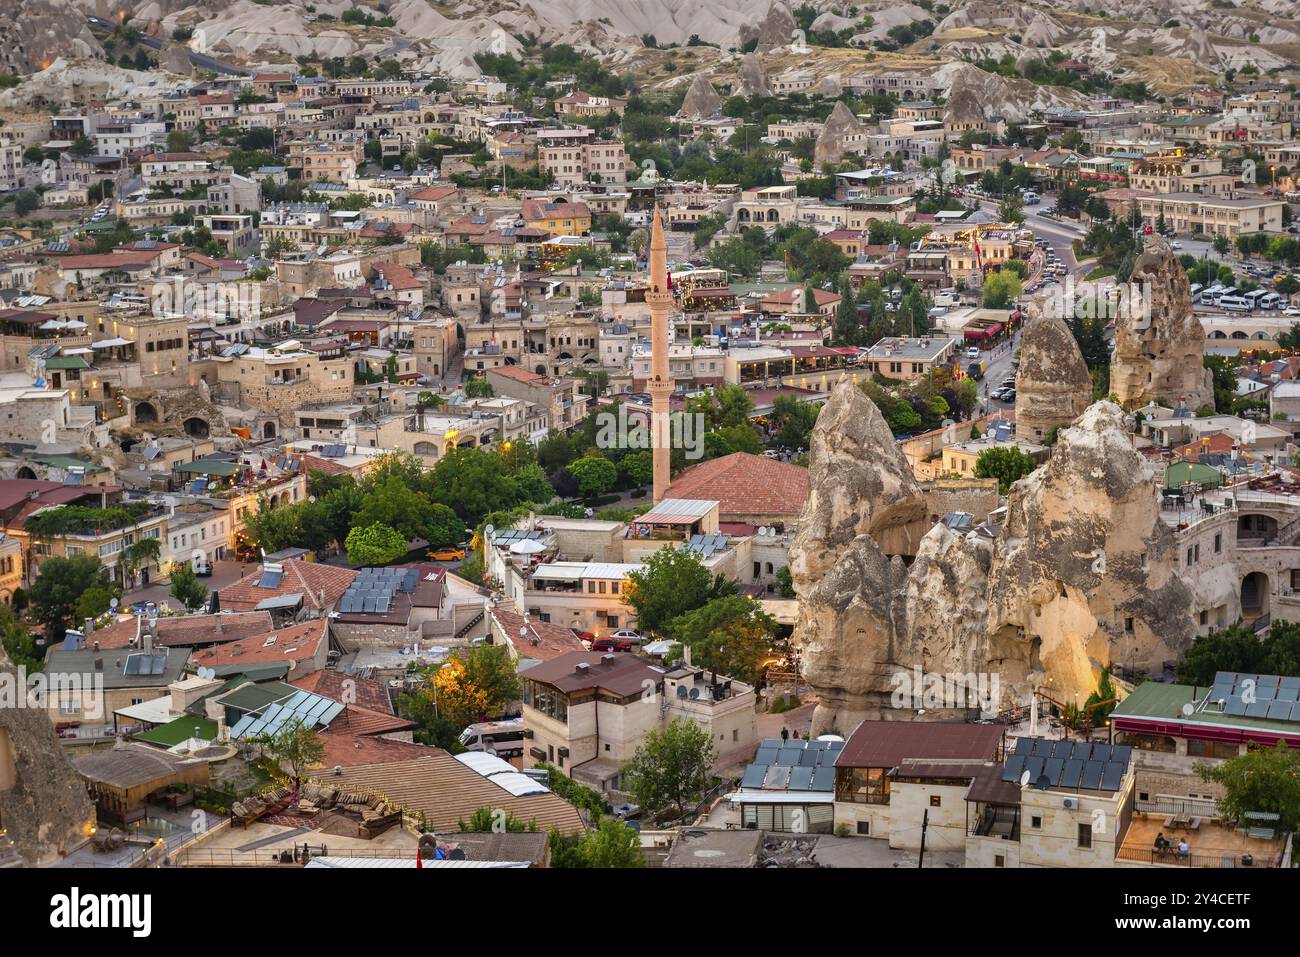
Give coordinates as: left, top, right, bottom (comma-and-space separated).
291, 668, 394, 714
836, 720, 1003, 769
315, 733, 432, 767
760, 287, 840, 307
89, 611, 275, 650
490, 607, 586, 662
520, 650, 663, 696
218, 558, 357, 612
374, 262, 422, 290
189, 618, 327, 669
312, 753, 586, 834
409, 185, 458, 202
321, 704, 415, 737
1174, 432, 1236, 459
664, 452, 809, 520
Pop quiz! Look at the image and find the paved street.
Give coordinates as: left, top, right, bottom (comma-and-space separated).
124, 559, 248, 611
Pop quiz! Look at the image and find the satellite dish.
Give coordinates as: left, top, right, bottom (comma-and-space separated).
1019, 770, 1031, 787
110, 598, 119, 609
197, 666, 216, 680
689, 688, 700, 699
1034, 773, 1052, 790
676, 686, 688, 698
1181, 703, 1195, 717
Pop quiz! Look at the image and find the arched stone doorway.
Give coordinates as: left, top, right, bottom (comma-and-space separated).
262, 421, 277, 439
1241, 571, 1270, 619
183, 417, 210, 439
134, 401, 159, 424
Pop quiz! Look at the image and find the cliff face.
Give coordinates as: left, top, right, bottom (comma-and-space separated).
792, 385, 1195, 734
813, 100, 864, 170
1014, 307, 1092, 442
986, 402, 1195, 691
0, 646, 95, 865
1110, 235, 1214, 411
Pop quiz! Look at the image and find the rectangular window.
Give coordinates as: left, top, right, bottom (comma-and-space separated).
929, 795, 942, 808
1077, 823, 1092, 848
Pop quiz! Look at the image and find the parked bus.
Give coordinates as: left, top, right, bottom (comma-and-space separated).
1260, 292, 1283, 310
1243, 289, 1269, 310
1189, 283, 1203, 303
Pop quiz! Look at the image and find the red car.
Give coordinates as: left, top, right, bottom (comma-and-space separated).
591, 638, 632, 653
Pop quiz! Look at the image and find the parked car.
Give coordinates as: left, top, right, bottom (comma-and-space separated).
966, 346, 981, 359
591, 637, 633, 653
610, 629, 642, 644
612, 802, 641, 820
428, 546, 466, 562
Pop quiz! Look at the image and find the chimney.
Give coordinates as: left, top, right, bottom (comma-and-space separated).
601, 653, 616, 665
575, 661, 590, 675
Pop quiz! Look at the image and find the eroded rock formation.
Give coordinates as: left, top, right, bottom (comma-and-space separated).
1110, 235, 1213, 411
814, 101, 863, 169
736, 53, 771, 97
1014, 306, 1092, 442
0, 644, 95, 865
793, 383, 1195, 734
679, 74, 723, 119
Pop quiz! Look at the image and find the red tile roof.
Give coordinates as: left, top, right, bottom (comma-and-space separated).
218, 558, 357, 612
291, 668, 394, 714
490, 607, 586, 662
836, 720, 1003, 769
664, 452, 809, 520
315, 733, 432, 767
321, 704, 414, 737
89, 611, 275, 651
189, 618, 328, 669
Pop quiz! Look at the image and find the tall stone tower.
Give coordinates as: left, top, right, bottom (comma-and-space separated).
647, 206, 673, 503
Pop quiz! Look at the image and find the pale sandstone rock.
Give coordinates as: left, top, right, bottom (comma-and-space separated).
1110, 235, 1213, 411
813, 100, 863, 169
1014, 307, 1092, 442
679, 74, 723, 119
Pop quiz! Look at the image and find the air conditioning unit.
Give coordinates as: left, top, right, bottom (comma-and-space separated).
1062, 797, 1077, 810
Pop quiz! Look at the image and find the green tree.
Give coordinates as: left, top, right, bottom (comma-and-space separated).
1176, 622, 1300, 685
567, 455, 618, 498
30, 554, 119, 642
981, 270, 1023, 309
1199, 743, 1300, 834
458, 807, 538, 832
345, 523, 408, 566
0, 604, 39, 672
579, 817, 644, 867
623, 717, 716, 820
669, 594, 776, 684
618, 451, 654, 488
169, 563, 209, 611
974, 446, 1039, 493
253, 718, 325, 791
624, 547, 725, 634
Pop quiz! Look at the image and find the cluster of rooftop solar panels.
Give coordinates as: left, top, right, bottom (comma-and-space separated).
338, 566, 421, 614
740, 738, 845, 792
683, 533, 729, 557
229, 690, 344, 739
1000, 737, 1132, 792
124, 653, 167, 676
1208, 671, 1300, 722
317, 444, 348, 458
492, 529, 546, 546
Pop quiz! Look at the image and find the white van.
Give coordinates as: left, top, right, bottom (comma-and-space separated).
1219, 295, 1251, 312
1189, 283, 1203, 304
1261, 292, 1283, 310
458, 718, 525, 758
1211, 287, 1237, 305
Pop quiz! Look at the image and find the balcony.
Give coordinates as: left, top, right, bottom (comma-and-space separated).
1117, 813, 1286, 868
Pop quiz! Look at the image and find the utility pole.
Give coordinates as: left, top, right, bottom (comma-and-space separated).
918, 808, 929, 869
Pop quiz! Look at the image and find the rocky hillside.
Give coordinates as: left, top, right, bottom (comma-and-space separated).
2, 0, 1294, 90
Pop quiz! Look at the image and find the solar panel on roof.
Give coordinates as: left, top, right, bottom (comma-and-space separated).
1214, 671, 1236, 686
755, 747, 779, 765
1101, 761, 1126, 791
1257, 685, 1277, 702
1050, 739, 1074, 759
741, 764, 768, 789
1013, 738, 1034, 756
1092, 744, 1113, 764
1276, 687, 1300, 704
1226, 697, 1249, 716
1290, 702, 1300, 722
763, 765, 792, 790
1247, 702, 1272, 718
1081, 761, 1104, 790
776, 747, 803, 766
1267, 702, 1293, 720
1111, 745, 1133, 764
1023, 756, 1045, 781
1060, 758, 1084, 789
258, 571, 283, 589
799, 749, 820, 767
1043, 758, 1064, 785
807, 739, 830, 750
1002, 754, 1026, 782
1259, 674, 1280, 689
1280, 677, 1300, 692
1031, 739, 1053, 757
319, 701, 345, 726
811, 767, 835, 791
789, 766, 815, 791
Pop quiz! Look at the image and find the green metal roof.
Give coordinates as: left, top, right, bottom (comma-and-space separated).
134, 715, 218, 747
1113, 681, 1300, 737
43, 355, 90, 370
1165, 461, 1223, 489
29, 454, 108, 472
174, 458, 240, 477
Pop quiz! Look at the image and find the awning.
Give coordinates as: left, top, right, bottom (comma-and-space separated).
114, 698, 177, 725
91, 337, 134, 348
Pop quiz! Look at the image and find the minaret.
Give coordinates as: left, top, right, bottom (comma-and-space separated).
647, 206, 673, 503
